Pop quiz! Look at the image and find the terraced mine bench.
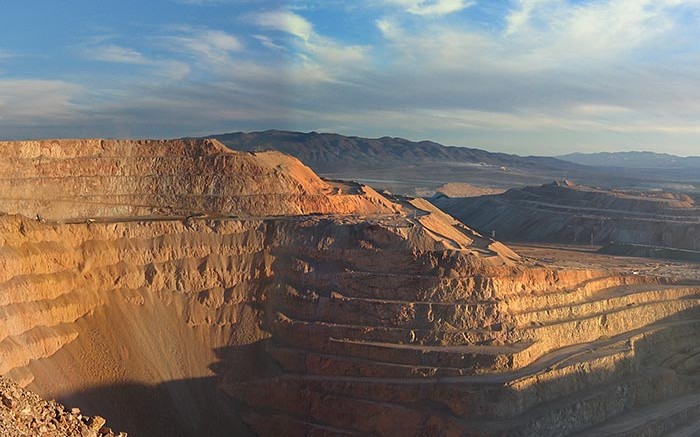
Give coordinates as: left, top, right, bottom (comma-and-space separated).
0, 139, 699, 436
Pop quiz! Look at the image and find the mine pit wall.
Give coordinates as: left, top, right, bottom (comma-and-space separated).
509, 215, 700, 250
433, 189, 700, 250
0, 212, 529, 436
0, 215, 281, 436
10, 139, 699, 435
1, 206, 679, 436
0, 138, 398, 220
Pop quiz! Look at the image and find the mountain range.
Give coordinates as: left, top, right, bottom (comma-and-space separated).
209, 130, 700, 195
559, 151, 700, 168
210, 130, 579, 171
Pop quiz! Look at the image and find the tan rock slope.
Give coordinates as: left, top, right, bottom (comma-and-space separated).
0, 139, 398, 220
0, 139, 698, 436
432, 180, 700, 250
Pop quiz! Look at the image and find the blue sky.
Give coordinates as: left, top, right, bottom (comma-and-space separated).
2, 0, 700, 155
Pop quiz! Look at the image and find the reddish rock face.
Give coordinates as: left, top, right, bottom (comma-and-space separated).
0, 139, 699, 437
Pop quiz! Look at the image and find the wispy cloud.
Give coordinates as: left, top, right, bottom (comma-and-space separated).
166, 29, 243, 66
503, 0, 700, 63
83, 42, 191, 80
89, 45, 150, 64
252, 10, 371, 83
382, 0, 475, 16
0, 80, 82, 121
253, 34, 286, 51
254, 10, 313, 41
6, 0, 700, 154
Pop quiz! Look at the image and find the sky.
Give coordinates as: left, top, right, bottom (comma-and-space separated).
2, 0, 700, 155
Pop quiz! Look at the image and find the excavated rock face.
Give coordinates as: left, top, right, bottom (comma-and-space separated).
432, 181, 700, 250
0, 139, 699, 436
0, 138, 399, 220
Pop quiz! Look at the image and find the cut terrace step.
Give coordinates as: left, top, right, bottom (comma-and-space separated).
232, 368, 682, 437
232, 324, 699, 435
0, 289, 100, 343
269, 312, 512, 350
267, 344, 484, 378
522, 298, 700, 358
232, 378, 467, 437
269, 316, 700, 381
269, 295, 700, 382
0, 323, 80, 374
469, 369, 688, 437
504, 276, 676, 314
322, 338, 528, 371
255, 320, 700, 411
238, 341, 636, 422
241, 410, 363, 437
514, 285, 700, 327
266, 320, 635, 380
522, 283, 700, 313
274, 291, 506, 330
493, 320, 700, 419
278, 269, 615, 304
268, 330, 635, 381
575, 393, 700, 437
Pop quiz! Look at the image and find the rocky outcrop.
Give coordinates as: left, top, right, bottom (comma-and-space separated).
0, 140, 699, 436
0, 376, 123, 436
432, 181, 700, 250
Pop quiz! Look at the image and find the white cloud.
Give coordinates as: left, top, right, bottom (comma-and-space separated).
378, 0, 700, 73
8, 0, 700, 154
253, 34, 286, 51
84, 43, 192, 80
90, 45, 150, 64
502, 0, 700, 64
254, 10, 313, 41
573, 104, 633, 116
253, 10, 371, 84
170, 30, 243, 66
505, 0, 555, 36
0, 80, 82, 121
382, 0, 475, 16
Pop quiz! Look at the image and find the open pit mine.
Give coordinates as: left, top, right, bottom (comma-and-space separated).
432, 180, 700, 253
0, 139, 700, 436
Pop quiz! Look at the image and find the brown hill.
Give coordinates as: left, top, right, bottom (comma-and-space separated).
1, 140, 700, 436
